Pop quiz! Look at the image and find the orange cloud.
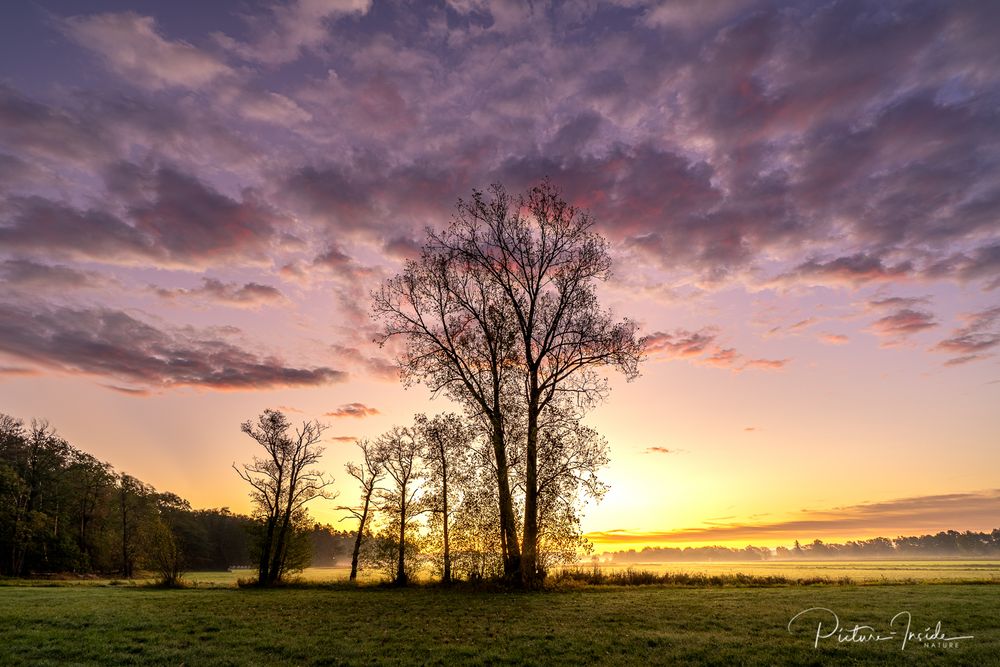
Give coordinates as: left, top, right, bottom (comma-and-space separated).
586, 490, 1000, 547
325, 402, 379, 418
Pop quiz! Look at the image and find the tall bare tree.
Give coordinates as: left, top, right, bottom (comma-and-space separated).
337, 439, 386, 581
234, 409, 333, 585
375, 181, 643, 585
373, 242, 523, 578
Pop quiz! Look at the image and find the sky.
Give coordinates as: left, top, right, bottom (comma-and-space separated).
0, 0, 998, 552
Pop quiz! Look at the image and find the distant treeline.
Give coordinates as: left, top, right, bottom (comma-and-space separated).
0, 414, 352, 578
604, 531, 1000, 562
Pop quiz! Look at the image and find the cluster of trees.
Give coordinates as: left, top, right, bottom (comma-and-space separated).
0, 413, 352, 582
608, 546, 775, 563
333, 411, 610, 586
369, 181, 644, 587
773, 531, 1000, 559
603, 531, 1000, 562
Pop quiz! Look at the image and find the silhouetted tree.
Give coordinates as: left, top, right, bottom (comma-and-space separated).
234, 409, 334, 585
337, 439, 386, 581
375, 426, 424, 585
375, 181, 644, 585
373, 217, 523, 579
532, 401, 609, 572
415, 412, 469, 583
116, 473, 155, 578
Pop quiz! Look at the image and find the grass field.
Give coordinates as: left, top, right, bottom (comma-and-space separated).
12, 560, 995, 588
0, 581, 996, 665
583, 560, 1000, 583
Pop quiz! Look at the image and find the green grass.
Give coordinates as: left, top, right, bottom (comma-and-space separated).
0, 583, 996, 665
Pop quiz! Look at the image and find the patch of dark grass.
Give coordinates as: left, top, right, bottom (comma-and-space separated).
548, 566, 856, 587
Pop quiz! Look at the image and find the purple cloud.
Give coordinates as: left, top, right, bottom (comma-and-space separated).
0, 302, 345, 391
154, 278, 284, 307
933, 306, 1000, 365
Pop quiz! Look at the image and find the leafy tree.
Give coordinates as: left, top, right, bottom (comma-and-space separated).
234, 410, 333, 585
448, 468, 504, 580
116, 473, 155, 578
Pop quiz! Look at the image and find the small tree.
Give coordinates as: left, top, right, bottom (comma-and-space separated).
375, 426, 423, 585
415, 412, 468, 583
234, 409, 334, 585
117, 473, 154, 578
143, 516, 183, 586
337, 439, 386, 581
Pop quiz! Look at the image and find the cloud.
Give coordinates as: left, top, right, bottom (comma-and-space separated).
0, 302, 345, 390
0, 366, 38, 377
214, 0, 372, 65
782, 253, 913, 286
644, 446, 676, 455
0, 259, 111, 291
928, 244, 1000, 290
868, 296, 932, 310
786, 317, 816, 332
102, 384, 151, 397
216, 85, 313, 125
643, 326, 789, 372
1, 163, 285, 267
701, 347, 740, 368
288, 244, 381, 284
1, 0, 997, 384
0, 85, 112, 166
868, 308, 938, 344
644, 328, 717, 358
154, 278, 284, 307
819, 333, 849, 345
933, 306, 1000, 365
324, 402, 379, 418
61, 12, 233, 90
330, 344, 398, 381
586, 489, 1000, 544
741, 358, 789, 371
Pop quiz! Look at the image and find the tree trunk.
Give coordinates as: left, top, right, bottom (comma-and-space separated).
350, 490, 372, 581
521, 390, 540, 588
258, 516, 275, 585
269, 514, 291, 585
442, 462, 451, 584
120, 489, 130, 578
396, 493, 407, 585
491, 424, 521, 579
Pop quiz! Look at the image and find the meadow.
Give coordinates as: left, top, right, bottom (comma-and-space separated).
10, 560, 999, 588
579, 560, 1000, 583
1, 570, 997, 665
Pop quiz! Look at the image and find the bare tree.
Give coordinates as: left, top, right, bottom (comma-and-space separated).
375, 426, 423, 585
415, 412, 469, 583
337, 439, 386, 581
234, 409, 334, 585
373, 240, 524, 579
375, 181, 643, 586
